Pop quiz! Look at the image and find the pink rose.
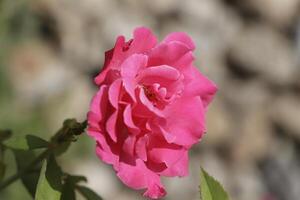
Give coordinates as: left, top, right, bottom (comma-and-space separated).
87, 27, 217, 199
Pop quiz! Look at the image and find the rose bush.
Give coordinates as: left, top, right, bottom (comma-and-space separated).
87, 27, 217, 199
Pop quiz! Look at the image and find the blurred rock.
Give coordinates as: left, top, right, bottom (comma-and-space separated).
3, 0, 300, 200
231, 165, 266, 200
8, 41, 76, 106
205, 98, 235, 147
244, 0, 300, 28
228, 25, 298, 86
143, 0, 182, 15
178, 0, 242, 85
222, 80, 270, 111
45, 75, 94, 133
260, 138, 300, 200
36, 0, 113, 70
231, 108, 273, 164
270, 95, 300, 140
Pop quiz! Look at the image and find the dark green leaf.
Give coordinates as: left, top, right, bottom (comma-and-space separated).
199, 167, 230, 200
35, 155, 63, 200
0, 161, 5, 181
61, 175, 87, 200
0, 129, 12, 142
61, 181, 76, 200
4, 135, 49, 150
77, 186, 103, 200
66, 174, 87, 185
13, 150, 40, 197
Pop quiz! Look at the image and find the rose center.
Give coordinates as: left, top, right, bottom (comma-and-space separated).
143, 85, 158, 102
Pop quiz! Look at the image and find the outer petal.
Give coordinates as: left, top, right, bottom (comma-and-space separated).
159, 150, 188, 177
147, 134, 188, 176
121, 54, 148, 78
128, 27, 157, 54
87, 85, 109, 130
183, 66, 218, 108
162, 96, 206, 147
117, 159, 166, 199
148, 146, 186, 173
90, 130, 120, 170
95, 36, 126, 85
163, 32, 195, 50
148, 41, 191, 68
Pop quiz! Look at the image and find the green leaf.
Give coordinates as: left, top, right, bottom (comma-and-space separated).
77, 186, 103, 200
199, 167, 230, 200
13, 150, 41, 197
0, 129, 12, 142
4, 135, 49, 150
35, 155, 63, 200
0, 161, 5, 181
61, 180, 76, 200
61, 174, 87, 200
65, 174, 87, 184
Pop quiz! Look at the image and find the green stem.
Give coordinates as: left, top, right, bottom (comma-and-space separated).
0, 148, 50, 190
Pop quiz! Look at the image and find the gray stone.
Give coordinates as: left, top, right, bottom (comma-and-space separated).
270, 95, 300, 140
245, 0, 300, 28
228, 25, 298, 85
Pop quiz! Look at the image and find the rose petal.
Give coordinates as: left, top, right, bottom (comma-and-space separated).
148, 41, 191, 67
162, 96, 206, 147
139, 88, 164, 117
122, 135, 136, 157
163, 32, 195, 50
108, 79, 122, 109
137, 65, 180, 83
135, 135, 148, 161
183, 66, 218, 108
147, 136, 187, 176
160, 150, 188, 177
87, 85, 109, 129
117, 159, 166, 199
106, 110, 118, 142
128, 27, 157, 54
95, 141, 119, 170
95, 36, 125, 85
123, 104, 140, 135
121, 54, 148, 102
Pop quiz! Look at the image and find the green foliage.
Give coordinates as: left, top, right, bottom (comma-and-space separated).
61, 174, 87, 200
35, 155, 63, 200
199, 168, 230, 200
51, 119, 87, 156
77, 186, 103, 200
0, 119, 104, 200
0, 161, 5, 181
4, 135, 49, 150
0, 130, 12, 142
13, 150, 41, 197
0, 129, 12, 181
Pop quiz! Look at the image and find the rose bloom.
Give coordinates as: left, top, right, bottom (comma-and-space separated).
87, 27, 217, 199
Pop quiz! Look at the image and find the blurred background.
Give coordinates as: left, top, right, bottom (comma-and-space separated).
0, 0, 300, 199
